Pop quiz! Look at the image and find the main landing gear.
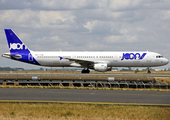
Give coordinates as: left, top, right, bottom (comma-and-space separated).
147, 67, 151, 74
81, 68, 90, 74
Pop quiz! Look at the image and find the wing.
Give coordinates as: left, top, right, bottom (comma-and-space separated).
67, 58, 94, 67
60, 56, 94, 67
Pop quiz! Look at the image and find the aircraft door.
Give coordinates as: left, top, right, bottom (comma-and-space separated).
146, 55, 151, 66
146, 55, 151, 62
113, 55, 118, 62
72, 54, 77, 59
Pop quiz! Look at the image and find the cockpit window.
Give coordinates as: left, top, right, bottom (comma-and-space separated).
156, 56, 163, 58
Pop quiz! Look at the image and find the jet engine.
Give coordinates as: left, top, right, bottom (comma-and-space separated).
94, 63, 111, 72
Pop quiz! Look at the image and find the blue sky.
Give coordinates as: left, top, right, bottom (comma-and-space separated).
0, 0, 170, 69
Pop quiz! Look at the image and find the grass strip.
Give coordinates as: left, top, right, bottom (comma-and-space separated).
0, 101, 170, 120
0, 100, 170, 107
0, 85, 170, 91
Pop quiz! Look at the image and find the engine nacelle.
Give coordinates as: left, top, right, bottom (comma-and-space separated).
94, 63, 109, 72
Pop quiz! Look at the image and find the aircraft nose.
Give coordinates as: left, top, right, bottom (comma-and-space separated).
164, 58, 169, 65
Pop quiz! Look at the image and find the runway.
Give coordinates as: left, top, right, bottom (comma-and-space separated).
0, 88, 170, 105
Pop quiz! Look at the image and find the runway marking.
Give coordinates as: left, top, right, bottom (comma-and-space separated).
0, 100, 170, 107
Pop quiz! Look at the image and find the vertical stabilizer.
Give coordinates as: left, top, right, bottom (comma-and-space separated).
4, 29, 29, 53
3, 29, 40, 65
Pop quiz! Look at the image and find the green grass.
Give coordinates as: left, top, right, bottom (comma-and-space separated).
0, 102, 169, 120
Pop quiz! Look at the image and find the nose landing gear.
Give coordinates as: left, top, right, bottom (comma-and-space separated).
147, 67, 151, 74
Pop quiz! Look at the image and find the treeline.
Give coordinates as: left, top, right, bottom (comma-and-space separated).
0, 67, 24, 71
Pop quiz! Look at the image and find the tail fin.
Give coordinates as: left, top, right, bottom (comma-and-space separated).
3, 29, 40, 65
4, 29, 29, 53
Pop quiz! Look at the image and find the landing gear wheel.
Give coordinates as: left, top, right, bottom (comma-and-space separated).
81, 69, 85, 73
81, 69, 90, 74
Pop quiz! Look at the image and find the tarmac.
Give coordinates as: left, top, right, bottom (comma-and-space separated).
0, 88, 170, 105
0, 73, 170, 105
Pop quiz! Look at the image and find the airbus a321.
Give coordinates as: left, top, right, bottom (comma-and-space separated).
2, 29, 169, 73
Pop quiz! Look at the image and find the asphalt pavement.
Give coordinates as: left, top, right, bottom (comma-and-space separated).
0, 88, 170, 105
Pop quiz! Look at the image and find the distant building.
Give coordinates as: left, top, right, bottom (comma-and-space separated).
112, 67, 119, 71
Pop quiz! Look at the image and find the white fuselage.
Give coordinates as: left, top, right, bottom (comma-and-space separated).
3, 29, 169, 73
30, 51, 169, 68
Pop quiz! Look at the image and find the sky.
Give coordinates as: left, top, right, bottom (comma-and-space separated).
0, 0, 170, 69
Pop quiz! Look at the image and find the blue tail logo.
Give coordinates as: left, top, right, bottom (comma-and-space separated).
5, 29, 29, 53
4, 29, 40, 65
9, 43, 28, 50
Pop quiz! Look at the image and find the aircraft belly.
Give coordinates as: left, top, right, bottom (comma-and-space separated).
112, 60, 145, 67
36, 58, 71, 66
133, 61, 142, 67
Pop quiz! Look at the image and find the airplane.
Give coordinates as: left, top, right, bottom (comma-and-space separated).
2, 29, 169, 73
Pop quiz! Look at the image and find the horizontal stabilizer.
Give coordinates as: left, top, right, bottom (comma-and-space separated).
2, 53, 22, 59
